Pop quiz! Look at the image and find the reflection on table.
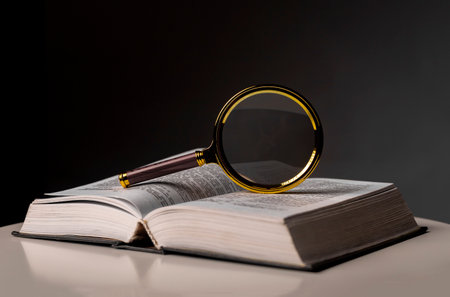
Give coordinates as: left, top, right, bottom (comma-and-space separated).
19, 238, 302, 296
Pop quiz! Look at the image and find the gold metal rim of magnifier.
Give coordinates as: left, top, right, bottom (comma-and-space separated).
207, 84, 323, 194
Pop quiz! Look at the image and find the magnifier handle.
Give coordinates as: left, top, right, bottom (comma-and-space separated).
118, 151, 206, 188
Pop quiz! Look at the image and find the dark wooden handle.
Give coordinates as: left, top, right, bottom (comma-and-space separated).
119, 151, 201, 187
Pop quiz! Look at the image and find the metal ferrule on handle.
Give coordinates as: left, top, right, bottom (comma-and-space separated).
119, 151, 205, 188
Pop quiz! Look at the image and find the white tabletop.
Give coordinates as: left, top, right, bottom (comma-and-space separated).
1, 218, 449, 297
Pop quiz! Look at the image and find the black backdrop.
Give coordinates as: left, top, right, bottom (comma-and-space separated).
4, 0, 450, 226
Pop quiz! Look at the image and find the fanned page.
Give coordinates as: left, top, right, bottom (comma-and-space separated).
48, 164, 241, 218
148, 178, 395, 221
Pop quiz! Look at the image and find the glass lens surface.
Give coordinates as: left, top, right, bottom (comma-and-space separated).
221, 92, 315, 186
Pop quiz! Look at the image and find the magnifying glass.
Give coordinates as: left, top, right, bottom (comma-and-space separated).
119, 84, 323, 193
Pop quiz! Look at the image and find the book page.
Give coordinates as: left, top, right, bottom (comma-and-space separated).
169, 178, 394, 221
48, 164, 241, 218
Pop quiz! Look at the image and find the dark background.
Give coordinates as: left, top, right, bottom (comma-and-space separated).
4, 0, 450, 226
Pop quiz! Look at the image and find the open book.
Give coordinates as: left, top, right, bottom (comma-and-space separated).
16, 162, 422, 270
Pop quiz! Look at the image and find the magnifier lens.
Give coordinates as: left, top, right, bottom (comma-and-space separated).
221, 92, 315, 186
